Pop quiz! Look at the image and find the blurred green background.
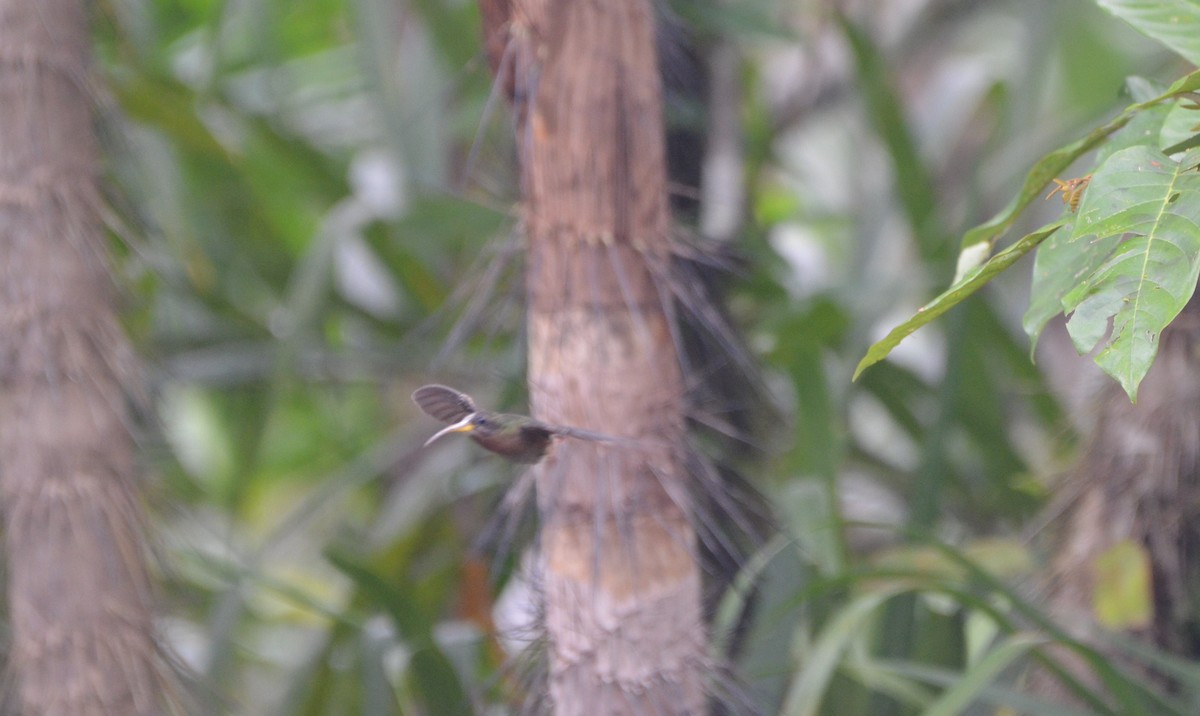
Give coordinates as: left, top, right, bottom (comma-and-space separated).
90, 0, 1200, 713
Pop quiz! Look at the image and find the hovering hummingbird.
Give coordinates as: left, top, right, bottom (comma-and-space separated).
412, 384, 621, 463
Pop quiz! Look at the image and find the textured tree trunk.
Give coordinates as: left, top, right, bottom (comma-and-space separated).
0, 0, 162, 713
1032, 301, 1200, 703
481, 0, 706, 713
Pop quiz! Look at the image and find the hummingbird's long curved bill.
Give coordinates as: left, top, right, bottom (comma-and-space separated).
424, 413, 476, 446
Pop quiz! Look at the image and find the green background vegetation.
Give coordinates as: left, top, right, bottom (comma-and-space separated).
91, 0, 1200, 712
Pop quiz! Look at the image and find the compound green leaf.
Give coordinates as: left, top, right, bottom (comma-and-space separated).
1062, 146, 1200, 400
1025, 98, 1177, 352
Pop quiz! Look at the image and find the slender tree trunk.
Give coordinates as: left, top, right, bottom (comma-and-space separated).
0, 0, 161, 713
481, 0, 706, 712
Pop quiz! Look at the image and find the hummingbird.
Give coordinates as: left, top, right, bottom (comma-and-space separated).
412, 384, 620, 463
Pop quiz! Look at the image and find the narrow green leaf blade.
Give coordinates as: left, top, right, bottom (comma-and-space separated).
1061, 146, 1200, 400
855, 221, 1065, 380
953, 119, 1131, 280
781, 589, 904, 716
922, 633, 1048, 716
876, 660, 1098, 716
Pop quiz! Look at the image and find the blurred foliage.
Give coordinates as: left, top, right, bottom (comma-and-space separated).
860, 66, 1200, 401
88, 0, 1200, 713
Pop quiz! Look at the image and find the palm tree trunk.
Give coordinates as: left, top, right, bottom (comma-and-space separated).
1032, 301, 1200, 703
481, 0, 706, 712
0, 0, 161, 712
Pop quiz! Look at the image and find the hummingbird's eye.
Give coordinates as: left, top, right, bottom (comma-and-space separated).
476, 417, 489, 427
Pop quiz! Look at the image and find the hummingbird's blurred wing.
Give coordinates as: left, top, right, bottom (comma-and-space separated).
412, 384, 477, 423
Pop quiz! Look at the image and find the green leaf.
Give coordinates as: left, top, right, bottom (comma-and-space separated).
1061, 146, 1200, 400
953, 122, 1128, 281
876, 660, 1098, 716
710, 535, 790, 659
780, 481, 844, 576
1097, 0, 1200, 66
1160, 99, 1200, 154
953, 70, 1200, 280
1093, 540, 1153, 630
327, 550, 472, 716
1025, 220, 1123, 353
1025, 98, 1176, 352
675, 0, 798, 41
922, 633, 1048, 716
1104, 630, 1200, 687
1123, 76, 1168, 104
1157, 69, 1200, 98
854, 221, 1065, 380
410, 0, 482, 69
1162, 131, 1200, 156
781, 589, 905, 716
842, 14, 942, 262
841, 651, 934, 709
1100, 92, 1173, 163
112, 74, 234, 161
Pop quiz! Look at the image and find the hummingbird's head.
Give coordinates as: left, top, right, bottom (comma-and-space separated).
423, 412, 499, 446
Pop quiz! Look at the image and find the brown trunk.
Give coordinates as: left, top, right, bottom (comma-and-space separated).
0, 0, 162, 713
1032, 302, 1200, 702
481, 0, 706, 713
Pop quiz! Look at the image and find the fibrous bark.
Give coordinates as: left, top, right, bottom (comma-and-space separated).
1033, 301, 1200, 702
481, 0, 707, 713
0, 0, 162, 712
